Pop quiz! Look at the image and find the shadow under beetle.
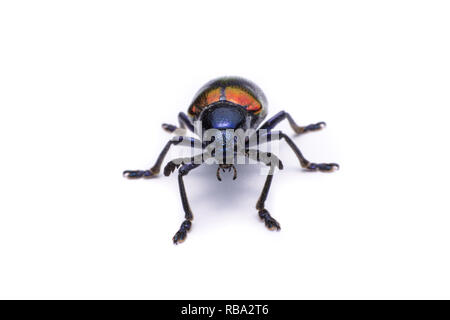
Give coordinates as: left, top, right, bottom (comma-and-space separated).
124, 77, 339, 244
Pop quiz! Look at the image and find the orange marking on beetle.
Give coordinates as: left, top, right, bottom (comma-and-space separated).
225, 87, 261, 112
205, 87, 221, 105
189, 87, 221, 116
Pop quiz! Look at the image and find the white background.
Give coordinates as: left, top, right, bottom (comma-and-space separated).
1, 1, 449, 299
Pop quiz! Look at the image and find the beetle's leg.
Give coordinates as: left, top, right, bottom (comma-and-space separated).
259, 110, 326, 134
249, 131, 339, 172
244, 150, 281, 230
162, 112, 195, 133
172, 162, 201, 244
123, 136, 203, 179
255, 164, 281, 231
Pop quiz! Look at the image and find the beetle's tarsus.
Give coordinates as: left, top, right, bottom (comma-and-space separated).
294, 121, 326, 134
162, 123, 187, 135
258, 209, 281, 231
123, 169, 158, 179
304, 121, 326, 132
173, 220, 192, 245
162, 123, 177, 133
306, 162, 340, 172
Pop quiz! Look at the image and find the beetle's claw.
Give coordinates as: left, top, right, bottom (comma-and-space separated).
316, 121, 327, 129
123, 169, 157, 179
173, 231, 186, 244
306, 162, 339, 172
258, 209, 281, 231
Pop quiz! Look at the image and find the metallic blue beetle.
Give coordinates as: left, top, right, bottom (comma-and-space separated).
124, 77, 339, 244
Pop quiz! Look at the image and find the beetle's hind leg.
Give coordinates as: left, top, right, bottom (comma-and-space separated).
259, 110, 326, 134
162, 112, 195, 133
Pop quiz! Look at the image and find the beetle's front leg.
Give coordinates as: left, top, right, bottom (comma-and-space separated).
255, 165, 281, 231
245, 150, 281, 231
172, 163, 201, 244
123, 136, 202, 179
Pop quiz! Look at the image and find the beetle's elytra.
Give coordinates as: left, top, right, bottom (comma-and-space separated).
124, 77, 339, 244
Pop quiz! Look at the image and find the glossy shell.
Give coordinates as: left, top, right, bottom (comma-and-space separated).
188, 77, 268, 126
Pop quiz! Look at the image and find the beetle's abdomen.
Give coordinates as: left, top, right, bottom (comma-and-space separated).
188, 77, 266, 119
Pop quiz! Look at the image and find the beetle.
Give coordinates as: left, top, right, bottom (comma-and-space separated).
123, 77, 339, 244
